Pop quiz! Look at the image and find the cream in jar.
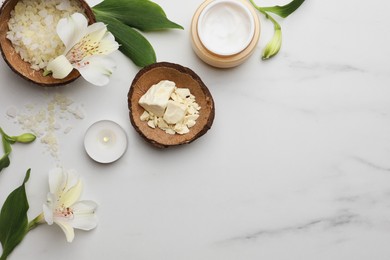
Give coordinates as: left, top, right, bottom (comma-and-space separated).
197, 0, 255, 56
191, 0, 260, 68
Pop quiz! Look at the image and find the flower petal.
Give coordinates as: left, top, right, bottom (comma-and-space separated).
85, 0, 103, 8
47, 168, 82, 207
43, 193, 55, 225
61, 178, 83, 208
57, 12, 88, 53
84, 22, 107, 41
48, 168, 65, 195
95, 32, 120, 55
76, 56, 116, 86
65, 23, 108, 62
46, 55, 74, 79
55, 221, 75, 242
71, 200, 99, 230
48, 168, 79, 195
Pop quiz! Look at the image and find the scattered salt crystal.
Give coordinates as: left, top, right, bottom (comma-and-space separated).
6, 107, 18, 118
6, 94, 85, 160
64, 126, 73, 134
25, 104, 34, 110
67, 104, 85, 119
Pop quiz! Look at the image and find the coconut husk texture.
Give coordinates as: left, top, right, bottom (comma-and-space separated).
0, 0, 95, 87
128, 62, 215, 148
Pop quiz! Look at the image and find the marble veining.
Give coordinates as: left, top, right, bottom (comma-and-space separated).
226, 210, 360, 242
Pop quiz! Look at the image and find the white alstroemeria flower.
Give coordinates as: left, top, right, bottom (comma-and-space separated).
43, 168, 98, 242
46, 12, 119, 86
85, 0, 103, 7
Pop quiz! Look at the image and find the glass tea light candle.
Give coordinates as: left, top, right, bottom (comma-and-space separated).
191, 0, 260, 68
84, 120, 128, 164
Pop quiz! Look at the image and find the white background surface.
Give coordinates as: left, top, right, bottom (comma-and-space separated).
1, 0, 390, 259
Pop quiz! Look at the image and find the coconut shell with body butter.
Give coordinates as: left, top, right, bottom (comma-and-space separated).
128, 62, 215, 148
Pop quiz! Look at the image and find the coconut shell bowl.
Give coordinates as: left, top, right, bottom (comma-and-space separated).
0, 0, 95, 86
128, 62, 215, 148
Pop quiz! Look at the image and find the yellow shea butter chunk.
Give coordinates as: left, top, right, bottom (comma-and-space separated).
163, 100, 187, 124
139, 80, 176, 117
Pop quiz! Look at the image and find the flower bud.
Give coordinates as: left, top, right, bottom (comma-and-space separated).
262, 28, 282, 60
13, 133, 36, 143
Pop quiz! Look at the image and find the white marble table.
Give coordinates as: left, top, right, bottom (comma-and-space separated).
1, 0, 390, 259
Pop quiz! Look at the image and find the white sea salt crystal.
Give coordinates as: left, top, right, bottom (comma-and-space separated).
56, 0, 71, 11
30, 43, 39, 50
38, 9, 47, 17
44, 15, 53, 26
22, 37, 32, 45
7, 0, 85, 71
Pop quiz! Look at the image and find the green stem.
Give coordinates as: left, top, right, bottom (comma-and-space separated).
27, 213, 45, 232
249, 0, 283, 60
2, 136, 11, 155
249, 0, 281, 30
0, 128, 15, 146
0, 215, 43, 260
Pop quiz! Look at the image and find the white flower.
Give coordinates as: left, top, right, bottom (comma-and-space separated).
46, 12, 119, 86
85, 0, 103, 7
43, 168, 98, 242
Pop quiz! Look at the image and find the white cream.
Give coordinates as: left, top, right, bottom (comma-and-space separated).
197, 0, 255, 56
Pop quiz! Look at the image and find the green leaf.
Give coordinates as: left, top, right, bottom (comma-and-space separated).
261, 0, 306, 18
93, 0, 183, 31
0, 153, 10, 173
94, 14, 156, 67
0, 170, 30, 260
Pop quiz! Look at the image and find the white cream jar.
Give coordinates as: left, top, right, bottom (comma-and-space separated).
191, 0, 260, 68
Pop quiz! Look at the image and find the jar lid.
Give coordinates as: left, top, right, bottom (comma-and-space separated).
191, 0, 261, 68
